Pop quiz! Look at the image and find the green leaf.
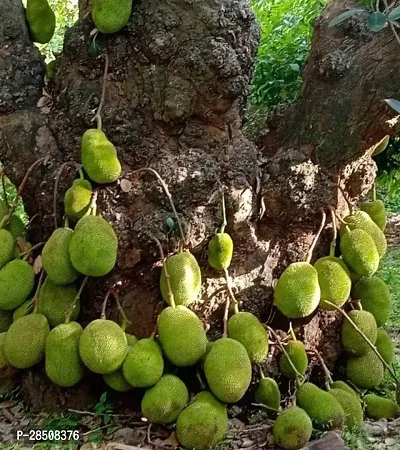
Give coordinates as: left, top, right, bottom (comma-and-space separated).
367, 12, 388, 31
385, 98, 400, 114
388, 6, 400, 22
328, 8, 366, 27
289, 63, 300, 72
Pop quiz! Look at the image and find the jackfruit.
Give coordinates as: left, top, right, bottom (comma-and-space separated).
340, 211, 387, 258
330, 381, 358, 397
274, 262, 320, 318
92, 0, 133, 34
341, 310, 377, 356
340, 229, 379, 276
0, 332, 9, 371
372, 135, 390, 156
122, 338, 164, 388
255, 377, 280, 412
279, 341, 308, 379
81, 129, 121, 184
79, 319, 127, 374
0, 229, 14, 269
4, 313, 49, 368
361, 200, 387, 230
0, 377, 16, 396
353, 276, 391, 327
0, 311, 13, 333
64, 179, 92, 220
103, 369, 133, 392
328, 388, 363, 431
12, 300, 33, 321
0, 201, 8, 222
157, 305, 207, 366
42, 228, 79, 285
45, 321, 84, 387
203, 338, 251, 403
208, 233, 233, 270
38, 279, 80, 327
375, 329, 395, 365
141, 374, 189, 424
7, 215, 26, 240
297, 382, 345, 430
346, 348, 384, 388
0, 260, 35, 310
314, 256, 351, 310
160, 252, 201, 306
227, 312, 269, 363
364, 394, 400, 419
26, 0, 56, 44
272, 406, 312, 450
176, 391, 228, 450
69, 215, 118, 277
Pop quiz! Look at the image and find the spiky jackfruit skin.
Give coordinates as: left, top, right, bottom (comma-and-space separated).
314, 256, 351, 310
208, 233, 233, 270
92, 0, 133, 34
158, 306, 207, 366
375, 329, 395, 365
64, 179, 92, 220
79, 319, 127, 374
4, 313, 49, 369
203, 338, 252, 403
12, 300, 33, 321
42, 228, 79, 285
0, 260, 35, 310
330, 381, 358, 398
0, 229, 14, 269
103, 369, 133, 392
274, 262, 320, 319
0, 311, 13, 333
272, 406, 313, 450
372, 135, 390, 156
255, 377, 281, 412
297, 382, 345, 430
45, 322, 84, 387
176, 391, 228, 450
361, 200, 387, 230
122, 338, 164, 388
364, 394, 400, 419
341, 211, 387, 258
38, 279, 80, 327
353, 276, 391, 327
340, 229, 379, 276
7, 215, 26, 240
69, 215, 118, 277
81, 129, 121, 184
279, 341, 308, 379
341, 310, 377, 356
26, 0, 56, 44
328, 389, 363, 431
160, 252, 202, 306
141, 374, 189, 424
346, 349, 384, 389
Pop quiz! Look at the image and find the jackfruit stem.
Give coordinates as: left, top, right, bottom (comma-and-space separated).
328, 206, 337, 258
65, 277, 89, 324
53, 161, 74, 230
223, 268, 239, 314
219, 188, 227, 234
19, 241, 45, 258
372, 183, 377, 202
252, 403, 280, 414
103, 289, 131, 331
64, 217, 69, 229
33, 270, 46, 314
336, 214, 347, 226
1, 171, 9, 208
259, 366, 266, 380
311, 349, 333, 388
223, 297, 230, 338
288, 322, 297, 341
94, 53, 109, 131
305, 208, 326, 263
79, 168, 85, 180
89, 191, 98, 217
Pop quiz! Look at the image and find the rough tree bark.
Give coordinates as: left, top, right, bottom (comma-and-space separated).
0, 0, 399, 411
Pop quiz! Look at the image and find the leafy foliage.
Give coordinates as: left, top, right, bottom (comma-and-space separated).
378, 247, 400, 328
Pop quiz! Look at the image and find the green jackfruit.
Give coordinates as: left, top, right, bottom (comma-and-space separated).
0, 229, 14, 269
7, 215, 26, 240
38, 279, 79, 327
79, 319, 127, 374
227, 312, 269, 363
375, 329, 395, 365
157, 305, 207, 366
272, 406, 313, 450
176, 391, 228, 450
4, 313, 49, 368
330, 381, 358, 398
372, 135, 390, 156
69, 215, 118, 277
81, 129, 121, 184
103, 369, 133, 392
361, 200, 387, 230
279, 341, 308, 379
26, 0, 56, 44
122, 338, 164, 388
274, 262, 320, 318
314, 256, 351, 310
208, 233, 233, 270
328, 388, 363, 431
364, 394, 400, 419
203, 338, 251, 403
340, 228, 379, 276
297, 382, 345, 430
0, 311, 13, 333
0, 260, 35, 310
0, 333, 9, 371
0, 377, 16, 396
141, 374, 189, 424
0, 201, 8, 222
353, 276, 391, 327
42, 228, 79, 285
346, 348, 384, 389
255, 377, 281, 412
13, 300, 33, 321
341, 310, 377, 356
64, 179, 92, 220
341, 211, 387, 258
45, 321, 84, 387
160, 252, 202, 306
92, 0, 133, 34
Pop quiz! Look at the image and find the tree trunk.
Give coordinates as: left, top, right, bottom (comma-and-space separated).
0, 0, 399, 411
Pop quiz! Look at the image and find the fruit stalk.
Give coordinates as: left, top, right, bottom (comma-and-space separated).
53, 161, 76, 229
1, 170, 9, 208
19, 241, 45, 258
32, 270, 46, 313
288, 322, 297, 342
305, 208, 326, 263
219, 187, 227, 234
103, 289, 131, 331
310, 348, 333, 389
94, 53, 109, 131
65, 277, 88, 324
223, 268, 239, 314
328, 205, 337, 258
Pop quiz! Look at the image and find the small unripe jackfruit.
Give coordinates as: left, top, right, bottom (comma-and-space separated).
272, 406, 312, 450
364, 394, 399, 419
328, 388, 363, 431
64, 179, 92, 220
26, 0, 56, 44
255, 377, 280, 412
0, 260, 35, 310
361, 200, 387, 230
279, 341, 308, 379
92, 0, 133, 34
375, 329, 395, 365
103, 369, 133, 392
0, 229, 14, 269
346, 348, 384, 389
7, 215, 26, 240
341, 310, 377, 356
330, 381, 358, 398
208, 233, 233, 270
